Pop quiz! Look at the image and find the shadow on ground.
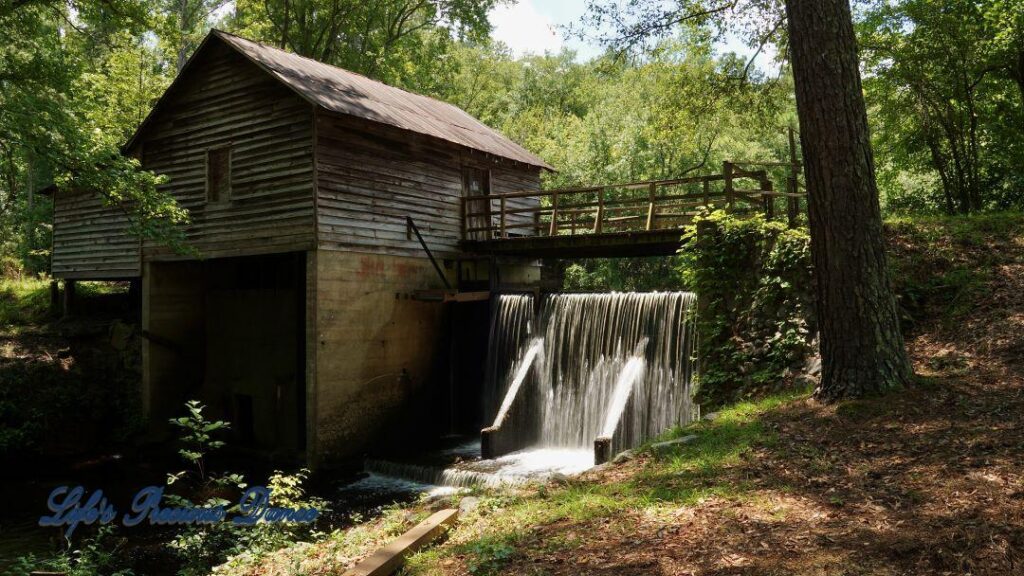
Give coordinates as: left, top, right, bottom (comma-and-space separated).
488, 347, 1024, 576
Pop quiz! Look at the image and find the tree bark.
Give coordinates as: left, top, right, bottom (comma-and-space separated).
785, 0, 913, 401
1014, 49, 1024, 109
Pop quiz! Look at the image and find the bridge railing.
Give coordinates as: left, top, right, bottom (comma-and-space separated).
461, 160, 805, 241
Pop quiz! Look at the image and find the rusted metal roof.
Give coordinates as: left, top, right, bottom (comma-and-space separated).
211, 30, 552, 170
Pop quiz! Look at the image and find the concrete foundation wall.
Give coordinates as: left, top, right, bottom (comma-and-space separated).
142, 261, 205, 436
309, 250, 449, 466
144, 250, 543, 468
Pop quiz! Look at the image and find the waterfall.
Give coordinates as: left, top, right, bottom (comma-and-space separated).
485, 292, 698, 454
483, 294, 535, 426
493, 339, 544, 428
353, 291, 696, 495
600, 354, 646, 438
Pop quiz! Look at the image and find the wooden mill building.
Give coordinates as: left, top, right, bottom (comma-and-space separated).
49, 30, 550, 466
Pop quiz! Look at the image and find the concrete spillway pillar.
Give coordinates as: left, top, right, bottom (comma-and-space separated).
594, 436, 612, 465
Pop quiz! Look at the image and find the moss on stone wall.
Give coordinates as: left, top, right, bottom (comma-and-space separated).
679, 211, 816, 407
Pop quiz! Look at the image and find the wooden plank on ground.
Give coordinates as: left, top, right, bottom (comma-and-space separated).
343, 509, 459, 576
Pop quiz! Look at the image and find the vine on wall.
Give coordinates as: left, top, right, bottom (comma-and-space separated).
679, 211, 817, 407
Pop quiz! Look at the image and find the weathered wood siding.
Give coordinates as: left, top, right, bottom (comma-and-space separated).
314, 111, 541, 257
52, 34, 543, 277
52, 188, 140, 279
139, 40, 315, 260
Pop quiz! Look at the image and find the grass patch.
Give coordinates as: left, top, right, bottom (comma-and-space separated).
404, 388, 810, 576
0, 277, 52, 329
215, 505, 427, 576
886, 211, 1024, 249
0, 278, 131, 332
886, 212, 1024, 328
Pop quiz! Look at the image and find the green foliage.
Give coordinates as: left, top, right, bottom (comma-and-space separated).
885, 212, 1024, 330
465, 539, 516, 576
164, 401, 244, 575
168, 399, 230, 483
0, 277, 52, 329
860, 0, 1024, 214
164, 401, 326, 576
0, 0, 191, 269
435, 36, 796, 292
230, 0, 495, 87
678, 211, 815, 406
3, 526, 135, 576
563, 257, 685, 291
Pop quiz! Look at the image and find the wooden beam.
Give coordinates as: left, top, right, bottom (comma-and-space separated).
548, 191, 559, 236
499, 196, 507, 238
762, 178, 775, 219
412, 290, 491, 303
723, 161, 735, 211
62, 280, 76, 318
645, 183, 656, 230
343, 509, 458, 576
594, 436, 612, 465
788, 126, 801, 228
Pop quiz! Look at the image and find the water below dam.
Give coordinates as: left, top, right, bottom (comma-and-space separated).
361, 291, 698, 494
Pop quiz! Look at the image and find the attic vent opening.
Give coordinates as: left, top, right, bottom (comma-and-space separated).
206, 147, 232, 203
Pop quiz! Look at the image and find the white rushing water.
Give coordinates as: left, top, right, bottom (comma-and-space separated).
354, 292, 696, 497
486, 292, 698, 453
362, 441, 592, 492
492, 339, 544, 428
600, 355, 646, 438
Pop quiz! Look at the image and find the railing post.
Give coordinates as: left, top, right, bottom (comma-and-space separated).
594, 188, 604, 234
723, 161, 735, 211
786, 175, 799, 228
646, 183, 656, 230
702, 178, 710, 208
787, 126, 801, 228
500, 196, 507, 238
548, 191, 559, 236
761, 178, 774, 220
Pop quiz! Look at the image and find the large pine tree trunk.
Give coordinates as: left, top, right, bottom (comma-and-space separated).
785, 0, 913, 401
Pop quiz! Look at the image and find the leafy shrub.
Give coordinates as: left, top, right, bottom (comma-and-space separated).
0, 344, 142, 458
562, 256, 684, 291
0, 255, 25, 280
3, 526, 134, 576
466, 539, 516, 575
165, 401, 326, 576
679, 211, 816, 406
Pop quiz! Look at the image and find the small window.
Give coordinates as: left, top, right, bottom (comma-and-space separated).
206, 147, 231, 203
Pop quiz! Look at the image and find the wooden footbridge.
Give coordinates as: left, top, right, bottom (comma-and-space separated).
460, 160, 805, 258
